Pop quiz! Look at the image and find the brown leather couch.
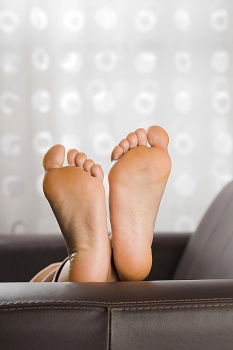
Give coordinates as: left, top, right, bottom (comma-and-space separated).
1, 181, 233, 349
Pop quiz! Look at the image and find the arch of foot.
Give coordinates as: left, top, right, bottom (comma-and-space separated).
0, 2, 232, 233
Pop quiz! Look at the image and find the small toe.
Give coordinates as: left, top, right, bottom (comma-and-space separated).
83, 159, 95, 173
147, 125, 169, 149
119, 139, 130, 153
91, 164, 104, 181
126, 132, 138, 149
135, 128, 147, 146
67, 149, 79, 166
111, 146, 124, 161
43, 144, 65, 170
75, 152, 87, 169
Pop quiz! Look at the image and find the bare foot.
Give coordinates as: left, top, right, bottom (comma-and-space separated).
43, 145, 117, 282
108, 126, 172, 281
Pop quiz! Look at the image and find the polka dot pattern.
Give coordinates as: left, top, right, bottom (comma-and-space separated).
0, 2, 232, 234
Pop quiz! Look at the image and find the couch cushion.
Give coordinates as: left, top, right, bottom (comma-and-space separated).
174, 180, 233, 279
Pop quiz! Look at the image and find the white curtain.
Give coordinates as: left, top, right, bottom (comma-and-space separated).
0, 0, 232, 234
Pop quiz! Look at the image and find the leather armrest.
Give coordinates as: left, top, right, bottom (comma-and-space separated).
0, 280, 233, 349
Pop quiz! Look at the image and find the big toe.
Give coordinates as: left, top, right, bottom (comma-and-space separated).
147, 125, 169, 149
43, 144, 65, 170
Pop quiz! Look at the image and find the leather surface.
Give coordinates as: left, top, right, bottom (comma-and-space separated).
0, 280, 233, 349
111, 306, 233, 350
0, 232, 190, 282
0, 305, 108, 350
146, 232, 190, 280
174, 180, 233, 279
0, 234, 67, 282
1, 279, 233, 303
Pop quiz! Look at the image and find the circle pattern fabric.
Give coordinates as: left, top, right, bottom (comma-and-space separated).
0, 0, 232, 234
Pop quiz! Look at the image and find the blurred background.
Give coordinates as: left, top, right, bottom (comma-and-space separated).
0, 0, 232, 235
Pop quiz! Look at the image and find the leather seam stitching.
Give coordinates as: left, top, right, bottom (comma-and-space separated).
1, 303, 233, 312
0, 306, 105, 312
1, 297, 233, 306
111, 303, 233, 311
